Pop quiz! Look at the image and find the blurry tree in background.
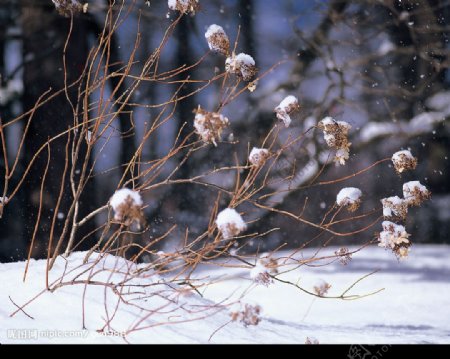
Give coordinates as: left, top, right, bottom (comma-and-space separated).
0, 0, 449, 262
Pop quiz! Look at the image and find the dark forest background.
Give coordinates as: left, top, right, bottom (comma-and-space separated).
0, 0, 449, 262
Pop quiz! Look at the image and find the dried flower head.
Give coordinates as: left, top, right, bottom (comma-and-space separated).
250, 254, 278, 286
313, 280, 331, 297
168, 0, 199, 14
318, 117, 351, 148
274, 95, 300, 128
230, 303, 261, 327
334, 247, 352, 265
249, 147, 270, 167
403, 181, 431, 206
110, 188, 145, 230
318, 117, 352, 165
378, 221, 411, 259
52, 0, 85, 17
381, 196, 408, 221
225, 53, 257, 82
258, 253, 279, 275
193, 106, 229, 146
215, 208, 247, 240
334, 146, 350, 166
205, 24, 230, 56
250, 267, 272, 286
391, 150, 417, 174
305, 337, 319, 344
336, 187, 362, 212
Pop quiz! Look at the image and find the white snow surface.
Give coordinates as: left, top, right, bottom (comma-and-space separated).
109, 188, 143, 211
336, 187, 362, 206
1, 245, 450, 344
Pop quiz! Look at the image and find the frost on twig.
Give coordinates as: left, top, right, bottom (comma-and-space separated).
336, 187, 362, 212
205, 24, 230, 56
193, 106, 229, 146
274, 95, 300, 128
225, 53, 257, 82
110, 188, 146, 230
215, 208, 247, 240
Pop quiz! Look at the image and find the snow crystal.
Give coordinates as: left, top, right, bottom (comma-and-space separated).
403, 181, 430, 206
336, 187, 362, 211
215, 208, 247, 239
274, 95, 299, 127
205, 24, 229, 55
225, 53, 257, 81
249, 147, 269, 166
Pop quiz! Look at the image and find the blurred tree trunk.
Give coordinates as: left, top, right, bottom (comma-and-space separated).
21, 4, 96, 258
238, 0, 255, 56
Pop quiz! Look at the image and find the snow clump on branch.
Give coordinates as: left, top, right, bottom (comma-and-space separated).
274, 95, 300, 128
205, 24, 230, 56
336, 187, 362, 212
110, 188, 145, 230
225, 53, 257, 82
318, 117, 352, 165
193, 106, 229, 146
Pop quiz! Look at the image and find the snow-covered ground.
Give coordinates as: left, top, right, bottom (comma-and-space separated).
1, 245, 449, 344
